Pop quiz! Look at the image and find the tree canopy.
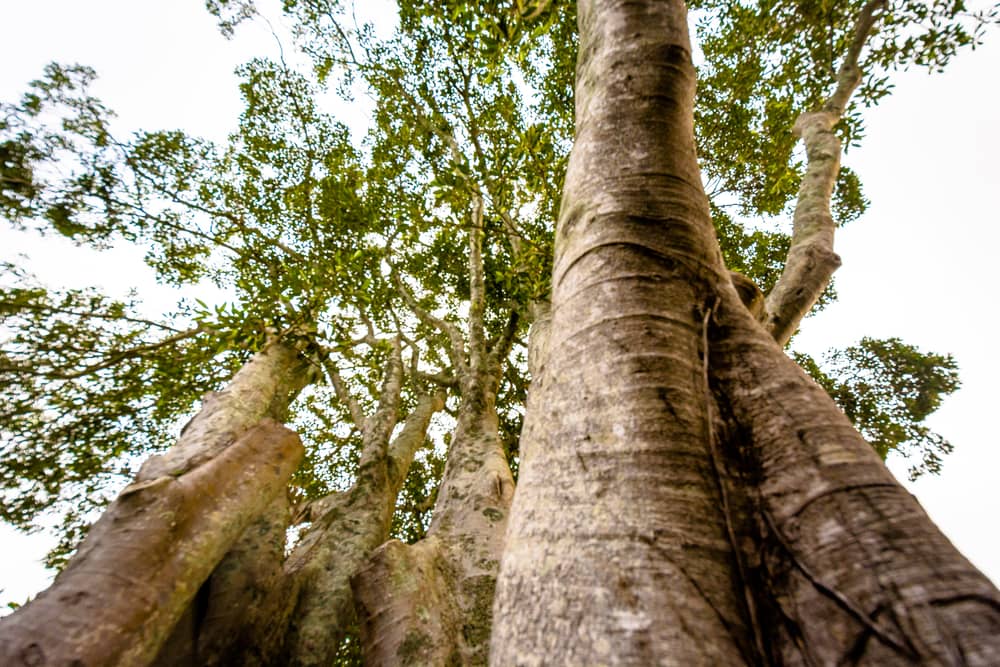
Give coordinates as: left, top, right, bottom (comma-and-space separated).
0, 0, 997, 647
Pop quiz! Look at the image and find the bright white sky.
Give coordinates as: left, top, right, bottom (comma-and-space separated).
1, 0, 997, 609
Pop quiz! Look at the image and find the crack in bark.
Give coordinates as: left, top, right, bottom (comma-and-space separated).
555, 239, 718, 292
701, 297, 769, 667
760, 508, 917, 659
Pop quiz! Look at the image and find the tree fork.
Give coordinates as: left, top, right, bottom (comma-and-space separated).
353, 379, 514, 666
161, 342, 444, 666
151, 498, 291, 667
0, 339, 313, 666
275, 390, 444, 666
352, 195, 516, 665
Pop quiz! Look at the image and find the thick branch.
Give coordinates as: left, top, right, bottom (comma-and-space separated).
488, 309, 521, 373
468, 194, 487, 372
713, 282, 1000, 663
387, 391, 446, 493
138, 338, 312, 480
761, 0, 885, 345
357, 336, 404, 467
0, 420, 304, 667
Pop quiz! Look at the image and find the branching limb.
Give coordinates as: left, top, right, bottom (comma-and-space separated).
322, 356, 367, 431
488, 309, 521, 373
9, 324, 204, 381
390, 268, 468, 376
761, 0, 886, 345
359, 336, 404, 465
2, 301, 187, 333
468, 194, 487, 372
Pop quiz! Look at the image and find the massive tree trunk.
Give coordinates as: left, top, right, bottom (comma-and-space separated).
353, 370, 513, 666
492, 0, 1000, 664
149, 340, 444, 666
0, 339, 312, 666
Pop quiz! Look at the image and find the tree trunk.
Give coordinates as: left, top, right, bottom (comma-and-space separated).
271, 390, 443, 666
0, 340, 312, 666
149, 340, 444, 666
711, 285, 1000, 664
354, 371, 514, 666
492, 0, 1000, 664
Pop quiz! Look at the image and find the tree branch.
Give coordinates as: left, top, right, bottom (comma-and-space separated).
322, 356, 367, 431
468, 193, 487, 372
21, 325, 203, 381
2, 301, 186, 333
390, 268, 468, 376
358, 336, 404, 467
761, 0, 886, 345
488, 308, 521, 373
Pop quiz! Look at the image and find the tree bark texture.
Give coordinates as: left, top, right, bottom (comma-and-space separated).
492, 0, 1000, 665
0, 340, 312, 666
271, 390, 443, 666
149, 341, 443, 666
354, 370, 514, 666
151, 498, 291, 667
0, 420, 303, 667
712, 285, 1000, 664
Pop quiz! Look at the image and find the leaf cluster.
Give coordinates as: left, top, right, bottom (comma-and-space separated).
795, 337, 960, 479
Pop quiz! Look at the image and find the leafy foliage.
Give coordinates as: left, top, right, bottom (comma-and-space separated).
795, 337, 960, 479
1, 0, 985, 574
692, 0, 996, 221
0, 265, 238, 567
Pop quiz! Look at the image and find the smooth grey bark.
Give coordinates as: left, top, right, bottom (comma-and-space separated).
526, 299, 551, 386
492, 1, 751, 663
492, 0, 1000, 664
0, 339, 313, 667
761, 0, 884, 345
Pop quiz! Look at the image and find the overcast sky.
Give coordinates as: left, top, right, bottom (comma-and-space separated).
1, 0, 997, 609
